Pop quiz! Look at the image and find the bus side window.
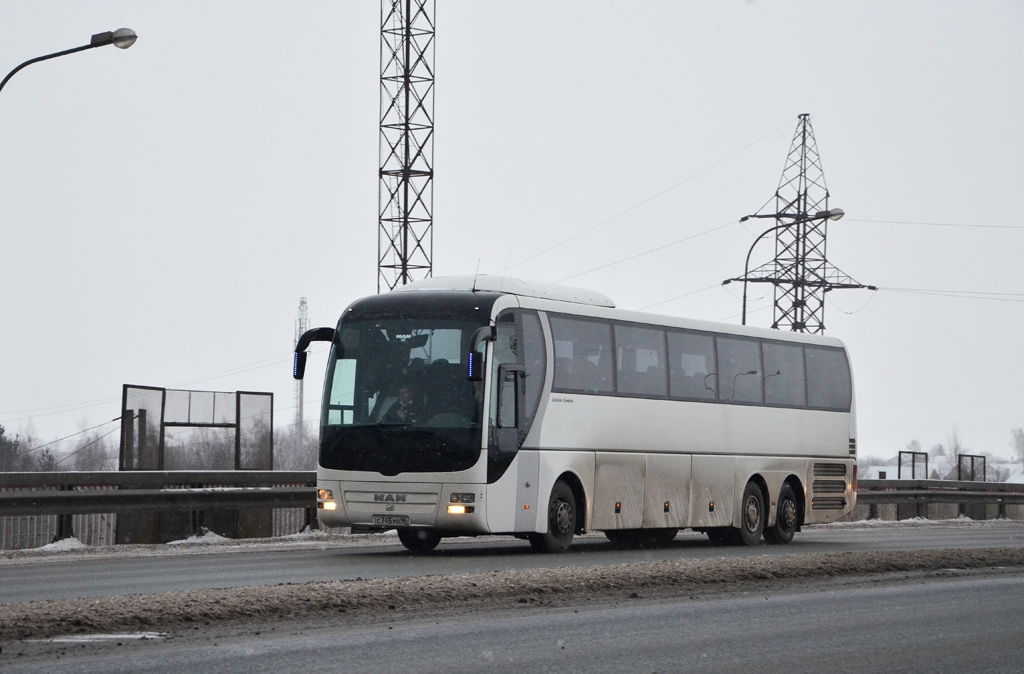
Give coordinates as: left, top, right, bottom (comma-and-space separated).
614, 324, 667, 397
805, 346, 852, 411
550, 316, 614, 394
520, 312, 546, 426
489, 319, 518, 427
667, 330, 717, 401
717, 336, 762, 404
762, 341, 806, 408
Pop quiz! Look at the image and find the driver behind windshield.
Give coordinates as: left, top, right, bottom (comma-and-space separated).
381, 384, 418, 424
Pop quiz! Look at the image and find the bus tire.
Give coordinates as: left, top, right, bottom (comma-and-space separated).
737, 481, 765, 546
764, 484, 798, 545
529, 480, 576, 553
397, 528, 442, 553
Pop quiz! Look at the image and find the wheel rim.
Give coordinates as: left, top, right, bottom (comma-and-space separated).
552, 499, 572, 535
780, 499, 797, 530
743, 495, 761, 533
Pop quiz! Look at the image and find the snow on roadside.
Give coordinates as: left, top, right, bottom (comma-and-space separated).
166, 529, 230, 545
37, 538, 87, 552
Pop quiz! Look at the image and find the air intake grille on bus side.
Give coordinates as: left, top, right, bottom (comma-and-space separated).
813, 463, 847, 477
812, 479, 847, 494
812, 497, 847, 510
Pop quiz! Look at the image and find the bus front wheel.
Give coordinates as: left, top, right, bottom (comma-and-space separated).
736, 481, 765, 546
398, 528, 442, 553
528, 480, 576, 553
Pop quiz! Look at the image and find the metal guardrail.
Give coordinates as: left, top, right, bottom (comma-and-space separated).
4, 474, 1022, 518
0, 471, 317, 517
857, 479, 1024, 506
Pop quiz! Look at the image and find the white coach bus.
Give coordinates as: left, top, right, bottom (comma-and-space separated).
294, 275, 857, 553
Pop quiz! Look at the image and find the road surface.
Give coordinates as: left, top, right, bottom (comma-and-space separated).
3, 522, 1024, 603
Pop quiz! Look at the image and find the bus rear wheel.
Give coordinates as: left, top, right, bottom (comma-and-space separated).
764, 484, 798, 544
398, 528, 442, 553
528, 480, 576, 553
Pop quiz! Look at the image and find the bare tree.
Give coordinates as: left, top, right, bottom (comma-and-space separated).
1013, 428, 1024, 465
275, 423, 318, 471
64, 430, 117, 472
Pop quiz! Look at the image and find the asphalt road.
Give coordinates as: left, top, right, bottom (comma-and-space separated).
4, 570, 1024, 673
3, 523, 1024, 604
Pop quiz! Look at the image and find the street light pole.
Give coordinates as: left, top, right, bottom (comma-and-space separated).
0, 28, 137, 96
724, 208, 847, 326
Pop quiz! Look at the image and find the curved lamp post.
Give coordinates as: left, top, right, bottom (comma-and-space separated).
723, 208, 846, 326
0, 28, 137, 96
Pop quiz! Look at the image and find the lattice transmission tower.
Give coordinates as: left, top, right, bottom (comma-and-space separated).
730, 114, 873, 333
378, 0, 435, 292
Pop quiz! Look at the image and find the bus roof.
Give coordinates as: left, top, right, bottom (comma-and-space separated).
393, 275, 616, 308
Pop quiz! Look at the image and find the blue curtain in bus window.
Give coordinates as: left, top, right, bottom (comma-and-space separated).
549, 316, 614, 393
521, 313, 546, 425
805, 346, 852, 411
762, 341, 806, 408
667, 331, 717, 401
614, 324, 667, 396
717, 336, 762, 404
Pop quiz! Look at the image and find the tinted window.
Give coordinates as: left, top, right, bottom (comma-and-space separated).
806, 346, 852, 411
521, 312, 546, 425
668, 331, 717, 401
615, 324, 667, 397
550, 316, 614, 393
717, 337, 762, 404
488, 320, 518, 426
762, 341, 806, 407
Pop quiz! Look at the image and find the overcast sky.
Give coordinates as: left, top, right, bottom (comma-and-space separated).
0, 1, 1021, 463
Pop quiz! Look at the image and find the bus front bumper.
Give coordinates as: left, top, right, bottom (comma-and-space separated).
316, 480, 488, 534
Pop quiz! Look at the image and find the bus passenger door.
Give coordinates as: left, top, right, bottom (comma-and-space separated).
494, 364, 525, 461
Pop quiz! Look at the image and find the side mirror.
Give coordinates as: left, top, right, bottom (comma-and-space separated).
293, 326, 337, 380
467, 325, 496, 381
293, 351, 308, 380
467, 350, 485, 381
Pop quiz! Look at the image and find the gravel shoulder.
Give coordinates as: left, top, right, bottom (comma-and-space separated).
3, 545, 1024, 643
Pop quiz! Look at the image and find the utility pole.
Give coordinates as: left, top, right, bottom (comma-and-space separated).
727, 114, 873, 333
378, 0, 435, 292
294, 297, 308, 444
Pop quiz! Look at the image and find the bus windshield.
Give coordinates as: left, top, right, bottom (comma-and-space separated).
319, 318, 485, 475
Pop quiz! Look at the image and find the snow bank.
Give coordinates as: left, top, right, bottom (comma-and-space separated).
37, 537, 87, 552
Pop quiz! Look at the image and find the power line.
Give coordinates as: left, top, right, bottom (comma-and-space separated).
0, 348, 328, 424
24, 417, 121, 454
637, 283, 721, 311
878, 287, 1024, 303
847, 219, 1024, 231
505, 117, 796, 273
54, 425, 122, 466
556, 220, 737, 283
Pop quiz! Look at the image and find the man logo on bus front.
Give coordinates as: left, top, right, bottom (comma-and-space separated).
374, 494, 407, 502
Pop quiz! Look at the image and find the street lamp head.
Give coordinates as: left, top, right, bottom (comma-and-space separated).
814, 208, 845, 222
111, 28, 137, 49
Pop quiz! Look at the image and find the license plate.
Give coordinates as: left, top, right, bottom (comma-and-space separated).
373, 515, 409, 527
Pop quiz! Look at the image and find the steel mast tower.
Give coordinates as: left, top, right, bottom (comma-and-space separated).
734, 114, 872, 334
294, 297, 308, 436
378, 0, 435, 292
